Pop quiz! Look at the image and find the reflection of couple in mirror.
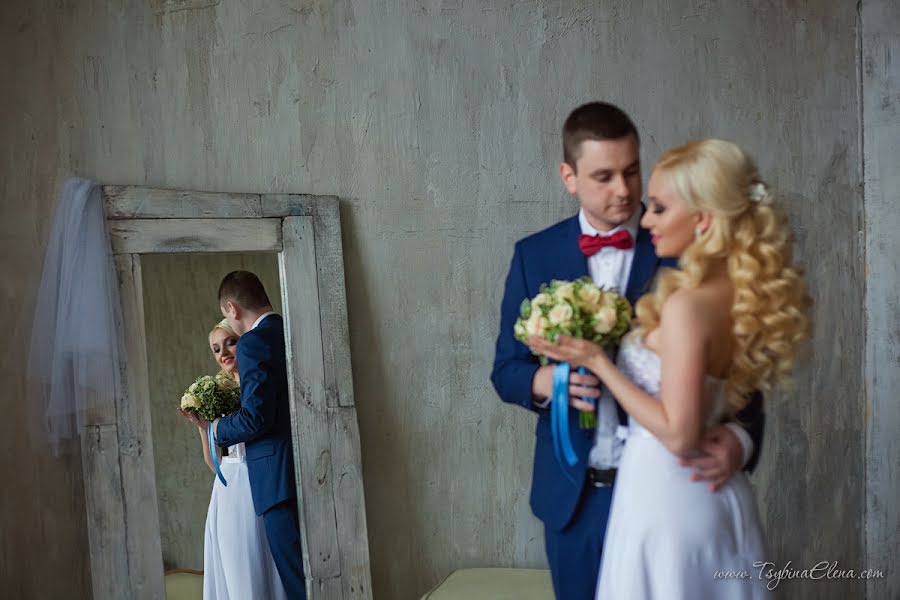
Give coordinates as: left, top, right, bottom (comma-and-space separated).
178, 271, 303, 600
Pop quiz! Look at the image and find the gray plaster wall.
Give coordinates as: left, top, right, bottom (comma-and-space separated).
0, 1, 891, 599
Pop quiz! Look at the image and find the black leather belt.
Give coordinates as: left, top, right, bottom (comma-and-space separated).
588, 468, 617, 487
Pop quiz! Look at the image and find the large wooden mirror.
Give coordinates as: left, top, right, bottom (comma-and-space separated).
80, 187, 372, 599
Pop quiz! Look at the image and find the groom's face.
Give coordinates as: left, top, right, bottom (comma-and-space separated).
560, 134, 642, 232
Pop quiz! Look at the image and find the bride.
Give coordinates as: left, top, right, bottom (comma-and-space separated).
530, 139, 810, 599
178, 319, 287, 600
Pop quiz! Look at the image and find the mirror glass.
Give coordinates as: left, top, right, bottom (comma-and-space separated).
140, 252, 282, 575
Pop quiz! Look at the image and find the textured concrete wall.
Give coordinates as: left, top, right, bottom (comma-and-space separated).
0, 2, 879, 598
142, 252, 281, 571
862, 1, 900, 598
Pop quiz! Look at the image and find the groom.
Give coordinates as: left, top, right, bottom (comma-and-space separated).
200, 270, 306, 600
490, 102, 765, 599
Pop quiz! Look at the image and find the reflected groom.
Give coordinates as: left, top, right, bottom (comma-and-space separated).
193, 270, 307, 600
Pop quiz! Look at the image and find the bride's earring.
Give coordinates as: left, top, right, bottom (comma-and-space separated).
694, 225, 703, 240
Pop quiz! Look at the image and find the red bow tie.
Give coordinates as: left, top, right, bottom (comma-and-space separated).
579, 230, 634, 256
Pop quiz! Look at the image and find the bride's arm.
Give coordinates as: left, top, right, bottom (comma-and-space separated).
179, 407, 222, 474
197, 426, 222, 475
589, 292, 707, 453
178, 408, 222, 474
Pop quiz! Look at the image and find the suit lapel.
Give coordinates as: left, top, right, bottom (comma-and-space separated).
553, 212, 657, 300
557, 215, 589, 281
625, 223, 660, 304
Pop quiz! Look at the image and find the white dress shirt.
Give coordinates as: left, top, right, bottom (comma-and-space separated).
252, 311, 278, 330
579, 207, 640, 297
580, 209, 640, 469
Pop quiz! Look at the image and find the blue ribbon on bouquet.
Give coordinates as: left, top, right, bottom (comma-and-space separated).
208, 425, 228, 486
551, 362, 579, 474
576, 366, 597, 425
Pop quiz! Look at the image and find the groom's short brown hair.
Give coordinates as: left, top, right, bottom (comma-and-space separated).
218, 270, 271, 310
562, 102, 639, 170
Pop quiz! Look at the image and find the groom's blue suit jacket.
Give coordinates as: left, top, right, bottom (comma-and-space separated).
491, 213, 765, 532
216, 314, 297, 516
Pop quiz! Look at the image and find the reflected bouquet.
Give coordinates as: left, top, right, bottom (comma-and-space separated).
179, 371, 241, 421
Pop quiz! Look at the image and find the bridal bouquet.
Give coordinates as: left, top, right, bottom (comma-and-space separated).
180, 371, 241, 421
514, 277, 632, 427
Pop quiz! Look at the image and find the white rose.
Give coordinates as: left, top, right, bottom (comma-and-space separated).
548, 303, 574, 325
525, 314, 549, 337
602, 291, 619, 309
578, 285, 601, 307
181, 392, 199, 409
514, 320, 527, 339
216, 373, 238, 390
189, 382, 199, 393
532, 292, 553, 309
594, 306, 618, 334
555, 283, 575, 301
203, 378, 216, 392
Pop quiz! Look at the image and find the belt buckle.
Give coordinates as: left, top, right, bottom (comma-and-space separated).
590, 468, 616, 488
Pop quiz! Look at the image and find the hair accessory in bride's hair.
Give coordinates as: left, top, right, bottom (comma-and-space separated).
749, 182, 767, 202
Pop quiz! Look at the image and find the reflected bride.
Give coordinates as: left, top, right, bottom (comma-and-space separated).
178, 319, 287, 600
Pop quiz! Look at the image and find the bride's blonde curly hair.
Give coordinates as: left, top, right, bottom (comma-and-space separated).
634, 139, 811, 412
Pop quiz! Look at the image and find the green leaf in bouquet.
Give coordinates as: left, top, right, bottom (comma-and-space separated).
571, 321, 581, 339
513, 319, 528, 343
519, 298, 532, 319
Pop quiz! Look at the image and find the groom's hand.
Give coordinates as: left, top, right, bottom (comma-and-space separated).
679, 424, 743, 492
531, 365, 600, 411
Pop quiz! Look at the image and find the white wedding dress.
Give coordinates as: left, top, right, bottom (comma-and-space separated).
596, 336, 770, 599
203, 442, 288, 600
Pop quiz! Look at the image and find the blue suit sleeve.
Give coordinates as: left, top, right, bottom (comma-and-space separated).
215, 332, 277, 446
490, 242, 543, 412
736, 391, 765, 473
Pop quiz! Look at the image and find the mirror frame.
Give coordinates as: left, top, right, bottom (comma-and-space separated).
82, 186, 372, 599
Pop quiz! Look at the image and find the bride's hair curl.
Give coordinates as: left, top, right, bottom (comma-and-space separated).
634, 139, 811, 412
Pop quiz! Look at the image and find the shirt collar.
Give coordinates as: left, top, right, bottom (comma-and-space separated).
578, 206, 641, 241
251, 311, 277, 330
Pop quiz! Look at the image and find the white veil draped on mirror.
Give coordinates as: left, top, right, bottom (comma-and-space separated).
27, 177, 124, 455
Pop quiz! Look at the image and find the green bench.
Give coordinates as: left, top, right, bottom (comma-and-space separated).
164, 570, 203, 600
164, 566, 554, 599
421, 568, 554, 600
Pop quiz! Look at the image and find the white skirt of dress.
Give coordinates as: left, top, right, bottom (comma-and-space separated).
596, 430, 771, 600
203, 447, 288, 600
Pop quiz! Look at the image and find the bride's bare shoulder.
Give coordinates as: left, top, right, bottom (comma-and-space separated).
660, 287, 708, 319
660, 284, 730, 331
